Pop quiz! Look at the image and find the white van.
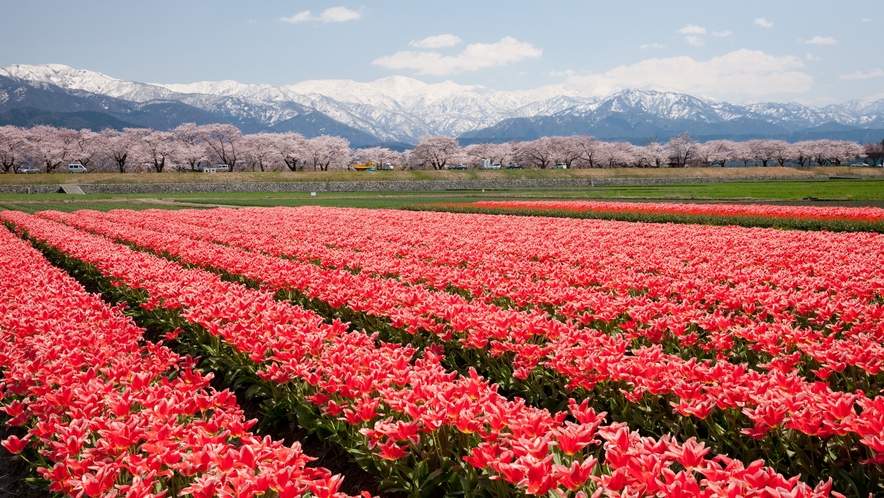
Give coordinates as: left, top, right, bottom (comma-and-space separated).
200, 164, 229, 173
67, 164, 87, 173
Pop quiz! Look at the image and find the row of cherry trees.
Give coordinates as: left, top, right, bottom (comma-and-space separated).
419, 135, 874, 170
0, 124, 877, 174
0, 124, 355, 174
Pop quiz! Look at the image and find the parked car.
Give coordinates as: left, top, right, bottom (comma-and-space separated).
447, 164, 468, 170
553, 163, 568, 169
197, 164, 230, 173
16, 165, 40, 174
506, 163, 523, 169
67, 164, 87, 173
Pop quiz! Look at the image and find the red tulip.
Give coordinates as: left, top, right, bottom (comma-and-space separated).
1, 434, 30, 454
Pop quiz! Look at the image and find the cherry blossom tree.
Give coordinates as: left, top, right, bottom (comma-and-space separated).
571, 135, 602, 168
771, 142, 798, 166
548, 136, 582, 168
463, 142, 512, 168
173, 123, 208, 171
745, 139, 770, 166
26, 125, 80, 173
830, 140, 866, 165
745, 139, 790, 167
98, 128, 146, 173
463, 143, 489, 168
665, 133, 698, 167
789, 141, 816, 166
199, 124, 242, 169
142, 130, 178, 173
0, 126, 31, 173
305, 135, 351, 171
408, 136, 461, 170
809, 140, 834, 166
70, 129, 100, 170
698, 140, 737, 167
239, 133, 283, 172
517, 137, 556, 169
803, 139, 863, 166
273, 132, 309, 171
597, 141, 636, 168
863, 142, 884, 166
493, 142, 516, 166
634, 142, 667, 168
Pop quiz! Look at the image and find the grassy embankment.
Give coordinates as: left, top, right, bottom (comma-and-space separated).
1, 166, 883, 186
1, 167, 883, 215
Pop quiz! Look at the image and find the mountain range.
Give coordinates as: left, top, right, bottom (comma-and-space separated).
1, 64, 883, 147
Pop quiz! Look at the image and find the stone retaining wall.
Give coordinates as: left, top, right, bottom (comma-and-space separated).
0, 185, 63, 195
0, 175, 832, 195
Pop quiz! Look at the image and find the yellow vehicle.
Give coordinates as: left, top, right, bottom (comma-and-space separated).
353, 162, 376, 171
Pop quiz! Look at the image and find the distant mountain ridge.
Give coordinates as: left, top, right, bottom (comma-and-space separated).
461, 89, 884, 144
0, 67, 382, 146
1, 63, 883, 145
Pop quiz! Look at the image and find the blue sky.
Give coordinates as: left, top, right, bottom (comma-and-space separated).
0, 0, 882, 104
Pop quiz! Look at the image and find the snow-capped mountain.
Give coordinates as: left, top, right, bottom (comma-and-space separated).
157, 75, 593, 141
1, 63, 883, 144
462, 88, 884, 143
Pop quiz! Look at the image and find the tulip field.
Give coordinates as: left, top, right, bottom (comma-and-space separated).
455, 200, 884, 223
420, 200, 884, 233
3, 204, 884, 497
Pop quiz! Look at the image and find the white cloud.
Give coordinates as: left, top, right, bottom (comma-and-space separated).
281, 10, 313, 23
804, 36, 837, 45
280, 7, 360, 24
755, 18, 774, 28
868, 90, 884, 101
712, 30, 732, 37
319, 7, 361, 23
839, 68, 884, 80
678, 24, 707, 35
560, 49, 813, 99
862, 18, 873, 22
639, 43, 665, 49
247, 19, 257, 24
685, 36, 705, 47
550, 69, 576, 77
410, 34, 462, 49
677, 25, 707, 46
806, 53, 821, 61
373, 37, 542, 75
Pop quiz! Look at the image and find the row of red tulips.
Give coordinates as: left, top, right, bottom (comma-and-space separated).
454, 200, 884, 223
0, 222, 359, 498
128, 207, 884, 382
1, 209, 842, 496
54, 208, 884, 451
4, 211, 609, 496
28, 207, 884, 493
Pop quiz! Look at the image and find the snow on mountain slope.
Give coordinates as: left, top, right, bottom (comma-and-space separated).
157, 79, 262, 97
0, 64, 177, 102
1, 63, 882, 143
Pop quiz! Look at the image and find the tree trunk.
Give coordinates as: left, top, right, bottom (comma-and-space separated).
115, 154, 128, 173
